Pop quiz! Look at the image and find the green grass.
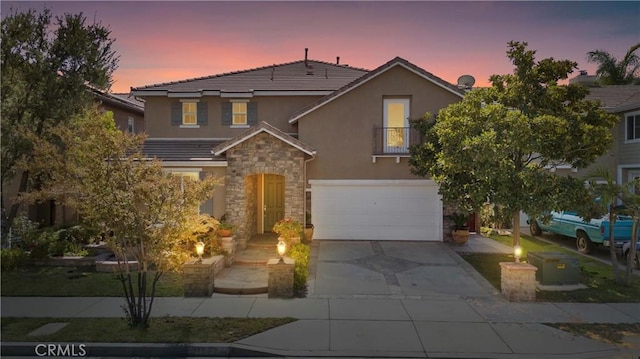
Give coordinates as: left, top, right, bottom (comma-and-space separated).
1, 317, 296, 343
462, 234, 640, 302
1, 266, 184, 297
547, 323, 640, 348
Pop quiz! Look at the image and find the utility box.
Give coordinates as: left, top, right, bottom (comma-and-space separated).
527, 252, 580, 285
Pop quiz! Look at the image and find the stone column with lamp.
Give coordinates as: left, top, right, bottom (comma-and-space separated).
183, 241, 216, 297
499, 245, 537, 301
267, 238, 294, 298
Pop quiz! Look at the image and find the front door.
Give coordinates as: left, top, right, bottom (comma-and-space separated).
264, 174, 284, 232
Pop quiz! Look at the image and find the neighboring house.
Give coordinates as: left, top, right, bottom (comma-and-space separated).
5, 88, 146, 227
89, 87, 145, 134
131, 55, 465, 242
552, 80, 640, 192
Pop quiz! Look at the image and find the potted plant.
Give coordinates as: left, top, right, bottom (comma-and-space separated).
448, 212, 470, 245
272, 218, 303, 245
303, 212, 314, 242
217, 221, 234, 237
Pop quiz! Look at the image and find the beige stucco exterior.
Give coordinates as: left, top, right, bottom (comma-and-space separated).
144, 95, 322, 138
297, 65, 462, 182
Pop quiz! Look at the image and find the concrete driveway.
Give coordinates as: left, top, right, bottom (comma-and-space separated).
307, 240, 501, 299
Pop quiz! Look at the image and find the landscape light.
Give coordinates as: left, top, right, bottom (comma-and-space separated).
195, 241, 205, 262
514, 245, 523, 263
277, 238, 286, 263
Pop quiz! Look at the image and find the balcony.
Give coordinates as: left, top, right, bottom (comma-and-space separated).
372, 127, 422, 156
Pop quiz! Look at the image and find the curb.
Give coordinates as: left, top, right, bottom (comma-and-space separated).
1, 342, 279, 357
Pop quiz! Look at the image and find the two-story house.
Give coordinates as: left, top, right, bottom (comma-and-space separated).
5, 88, 146, 227
131, 54, 464, 244
554, 74, 640, 193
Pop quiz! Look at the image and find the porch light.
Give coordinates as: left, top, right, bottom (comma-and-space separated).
514, 245, 523, 263
195, 241, 205, 262
277, 238, 286, 263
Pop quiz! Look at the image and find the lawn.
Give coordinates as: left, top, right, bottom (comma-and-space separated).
1, 266, 183, 297
461, 234, 640, 302
1, 317, 295, 343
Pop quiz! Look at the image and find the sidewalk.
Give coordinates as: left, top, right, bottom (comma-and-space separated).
2, 296, 638, 358
2, 236, 639, 358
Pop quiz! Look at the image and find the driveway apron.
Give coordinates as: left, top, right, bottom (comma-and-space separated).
308, 240, 498, 298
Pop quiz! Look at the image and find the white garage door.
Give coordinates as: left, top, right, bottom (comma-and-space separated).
310, 180, 442, 241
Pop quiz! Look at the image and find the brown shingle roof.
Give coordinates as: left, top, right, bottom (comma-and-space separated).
132, 60, 368, 93
586, 85, 640, 112
288, 57, 465, 123
89, 87, 144, 115
142, 139, 225, 162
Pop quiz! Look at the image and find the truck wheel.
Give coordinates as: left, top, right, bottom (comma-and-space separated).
576, 232, 593, 254
530, 220, 542, 236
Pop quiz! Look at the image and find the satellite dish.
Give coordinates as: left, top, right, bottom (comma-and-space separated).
457, 75, 476, 89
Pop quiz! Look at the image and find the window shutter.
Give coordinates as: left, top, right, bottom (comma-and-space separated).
248, 102, 258, 125
221, 102, 232, 126
197, 101, 208, 125
171, 102, 181, 126
199, 171, 214, 215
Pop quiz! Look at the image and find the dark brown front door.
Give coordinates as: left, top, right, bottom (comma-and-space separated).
264, 174, 284, 231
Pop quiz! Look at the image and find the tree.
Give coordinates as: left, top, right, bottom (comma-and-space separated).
620, 179, 640, 284
582, 169, 640, 286
583, 168, 625, 283
1, 8, 119, 226
410, 41, 618, 247
586, 43, 640, 85
22, 108, 220, 328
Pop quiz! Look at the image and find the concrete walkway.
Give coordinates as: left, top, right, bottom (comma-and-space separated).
2, 235, 639, 358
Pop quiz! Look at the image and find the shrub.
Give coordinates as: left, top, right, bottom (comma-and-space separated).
29, 230, 58, 259
9, 215, 40, 249
1, 248, 28, 270
273, 219, 303, 240
480, 203, 512, 229
288, 243, 310, 297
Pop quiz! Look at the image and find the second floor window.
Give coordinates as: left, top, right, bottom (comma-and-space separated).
182, 102, 197, 125
127, 117, 135, 133
232, 102, 248, 125
627, 112, 640, 141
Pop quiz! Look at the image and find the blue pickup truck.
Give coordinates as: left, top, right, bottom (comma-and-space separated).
529, 211, 639, 254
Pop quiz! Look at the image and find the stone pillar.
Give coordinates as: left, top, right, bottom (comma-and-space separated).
220, 237, 237, 267
499, 262, 537, 302
183, 257, 216, 297
267, 258, 295, 298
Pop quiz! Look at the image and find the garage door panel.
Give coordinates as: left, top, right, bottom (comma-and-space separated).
310, 180, 442, 241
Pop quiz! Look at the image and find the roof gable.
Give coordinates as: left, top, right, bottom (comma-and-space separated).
288, 57, 464, 123
212, 121, 316, 156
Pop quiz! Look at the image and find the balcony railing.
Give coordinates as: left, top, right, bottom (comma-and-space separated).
373, 127, 422, 155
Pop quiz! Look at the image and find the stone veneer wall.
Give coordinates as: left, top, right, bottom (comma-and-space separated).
442, 203, 457, 242
225, 132, 307, 241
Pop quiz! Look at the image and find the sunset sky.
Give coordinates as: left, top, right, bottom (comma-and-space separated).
3, 1, 639, 93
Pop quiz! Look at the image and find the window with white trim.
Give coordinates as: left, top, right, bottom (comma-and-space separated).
127, 117, 135, 133
626, 111, 640, 142
232, 101, 248, 125
182, 102, 197, 125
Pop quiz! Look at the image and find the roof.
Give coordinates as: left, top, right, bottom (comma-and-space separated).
288, 57, 465, 123
131, 60, 369, 93
586, 85, 640, 113
142, 139, 225, 162
89, 87, 144, 115
212, 121, 316, 156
